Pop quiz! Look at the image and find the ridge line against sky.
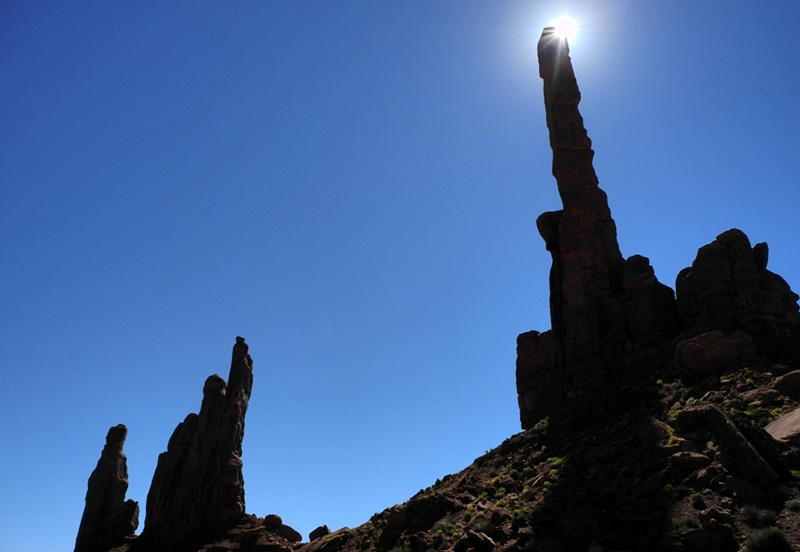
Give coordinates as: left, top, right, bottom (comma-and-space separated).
1, 2, 799, 550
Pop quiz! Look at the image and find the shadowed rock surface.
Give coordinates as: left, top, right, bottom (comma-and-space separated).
516, 27, 678, 429
74, 27, 800, 552
676, 229, 800, 364
138, 336, 254, 550
74, 424, 139, 552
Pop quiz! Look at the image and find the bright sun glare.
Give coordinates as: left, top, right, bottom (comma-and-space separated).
552, 15, 578, 41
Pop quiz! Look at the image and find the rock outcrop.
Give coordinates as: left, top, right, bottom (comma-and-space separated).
516, 28, 678, 429
676, 229, 800, 364
74, 424, 139, 552
139, 336, 254, 549
515, 30, 799, 430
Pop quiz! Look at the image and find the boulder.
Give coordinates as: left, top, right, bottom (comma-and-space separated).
638, 416, 673, 445
670, 451, 712, 472
674, 330, 755, 378
279, 523, 303, 543
310, 525, 331, 541
739, 388, 782, 406
263, 514, 283, 530
765, 406, 800, 446
300, 528, 352, 552
771, 369, 800, 399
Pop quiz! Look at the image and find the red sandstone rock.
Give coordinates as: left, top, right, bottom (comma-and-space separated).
74, 424, 139, 552
765, 407, 800, 446
140, 336, 254, 549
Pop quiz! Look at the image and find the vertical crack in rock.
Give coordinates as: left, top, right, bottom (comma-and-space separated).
74, 424, 139, 552
141, 336, 254, 549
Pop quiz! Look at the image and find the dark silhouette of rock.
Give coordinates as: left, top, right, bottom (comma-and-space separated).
516, 28, 677, 429
622, 254, 679, 347
140, 336, 254, 549
676, 229, 800, 363
310, 525, 331, 541
515, 330, 561, 430
74, 424, 139, 552
535, 25, 627, 387
300, 528, 353, 552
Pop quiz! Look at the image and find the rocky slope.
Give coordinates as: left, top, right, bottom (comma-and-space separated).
75, 28, 800, 552
102, 358, 800, 552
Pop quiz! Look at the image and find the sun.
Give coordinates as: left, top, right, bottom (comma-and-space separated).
552, 15, 578, 41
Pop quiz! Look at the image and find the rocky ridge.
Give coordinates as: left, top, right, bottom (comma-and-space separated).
76, 27, 800, 552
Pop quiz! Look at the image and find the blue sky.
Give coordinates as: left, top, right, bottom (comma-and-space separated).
1, 2, 799, 550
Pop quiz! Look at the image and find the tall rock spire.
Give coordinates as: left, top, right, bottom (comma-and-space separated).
516, 29, 678, 429
141, 336, 254, 549
536, 27, 627, 387
74, 424, 139, 552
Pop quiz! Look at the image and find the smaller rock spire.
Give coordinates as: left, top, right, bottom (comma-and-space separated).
74, 424, 139, 552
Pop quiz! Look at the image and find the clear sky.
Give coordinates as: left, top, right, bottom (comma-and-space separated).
1, 2, 799, 550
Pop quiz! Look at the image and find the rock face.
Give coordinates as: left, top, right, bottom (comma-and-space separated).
140, 336, 254, 548
535, 25, 627, 389
74, 424, 139, 552
516, 28, 677, 429
515, 30, 799, 430
676, 229, 800, 363
674, 330, 757, 379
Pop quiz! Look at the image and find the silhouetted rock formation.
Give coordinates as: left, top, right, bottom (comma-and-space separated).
516, 28, 677, 429
676, 228, 800, 364
74, 424, 139, 552
140, 336, 254, 549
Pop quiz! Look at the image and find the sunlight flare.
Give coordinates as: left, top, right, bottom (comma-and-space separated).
552, 15, 578, 41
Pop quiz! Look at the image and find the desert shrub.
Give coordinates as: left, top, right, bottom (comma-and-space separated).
468, 516, 489, 533
431, 521, 457, 537
785, 498, 800, 511
741, 506, 778, 527
744, 527, 793, 552
758, 510, 779, 526
689, 493, 706, 509
546, 456, 564, 469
